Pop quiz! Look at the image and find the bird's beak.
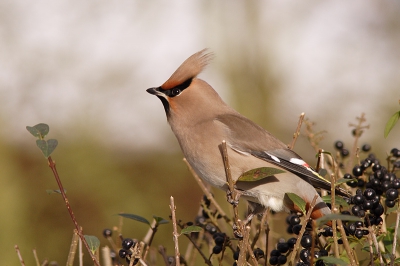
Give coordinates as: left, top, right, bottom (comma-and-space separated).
146, 87, 161, 95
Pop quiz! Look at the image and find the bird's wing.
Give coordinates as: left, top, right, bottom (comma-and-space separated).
215, 114, 349, 197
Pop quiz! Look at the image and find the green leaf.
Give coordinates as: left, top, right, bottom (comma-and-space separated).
316, 214, 362, 227
237, 167, 285, 182
84, 235, 100, 254
26, 123, 49, 139
382, 231, 394, 254
284, 193, 306, 215
46, 189, 66, 194
384, 111, 400, 138
153, 215, 169, 225
321, 195, 349, 207
181, 225, 203, 235
119, 213, 150, 226
318, 169, 327, 177
36, 139, 58, 158
335, 178, 353, 186
318, 256, 348, 266
386, 205, 397, 215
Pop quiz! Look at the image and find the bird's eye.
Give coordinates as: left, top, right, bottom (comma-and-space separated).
171, 88, 181, 96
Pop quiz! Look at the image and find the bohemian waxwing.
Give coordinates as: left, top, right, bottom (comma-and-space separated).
147, 49, 348, 221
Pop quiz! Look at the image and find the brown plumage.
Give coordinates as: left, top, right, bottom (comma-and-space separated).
147, 49, 348, 221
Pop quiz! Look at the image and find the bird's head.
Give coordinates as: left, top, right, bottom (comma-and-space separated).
147, 49, 227, 124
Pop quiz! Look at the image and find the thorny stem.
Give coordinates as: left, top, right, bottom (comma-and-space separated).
289, 112, 305, 150
289, 194, 318, 266
169, 196, 181, 266
47, 157, 100, 266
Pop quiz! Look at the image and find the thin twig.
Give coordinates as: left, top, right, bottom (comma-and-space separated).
315, 149, 323, 173
33, 249, 40, 266
391, 204, 400, 266
289, 112, 305, 149
237, 226, 250, 265
263, 210, 270, 266
101, 246, 112, 266
289, 194, 318, 266
47, 157, 100, 266
170, 196, 181, 266
67, 229, 79, 266
14, 245, 26, 266
158, 246, 171, 266
336, 219, 357, 266
365, 216, 384, 266
330, 160, 340, 259
220, 140, 242, 237
177, 222, 213, 266
246, 240, 258, 266
183, 158, 232, 225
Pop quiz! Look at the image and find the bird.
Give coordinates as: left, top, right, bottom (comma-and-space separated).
146, 49, 348, 221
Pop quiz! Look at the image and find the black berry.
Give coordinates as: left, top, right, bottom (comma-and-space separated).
213, 245, 222, 254
386, 188, 399, 201
300, 235, 312, 249
334, 141, 344, 150
122, 238, 135, 250
362, 144, 371, 152
103, 229, 112, 238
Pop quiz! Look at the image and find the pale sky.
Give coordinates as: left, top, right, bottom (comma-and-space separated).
1, 0, 399, 153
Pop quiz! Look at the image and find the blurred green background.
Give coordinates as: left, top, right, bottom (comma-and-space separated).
1, 1, 400, 265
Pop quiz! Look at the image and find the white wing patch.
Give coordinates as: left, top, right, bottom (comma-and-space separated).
289, 158, 309, 167
265, 152, 281, 163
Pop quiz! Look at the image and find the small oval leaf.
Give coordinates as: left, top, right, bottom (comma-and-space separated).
46, 189, 66, 194
153, 215, 169, 225
285, 193, 306, 215
384, 111, 400, 138
36, 139, 58, 158
181, 226, 203, 235
316, 214, 362, 227
84, 235, 100, 254
119, 213, 150, 226
237, 167, 285, 182
26, 126, 41, 138
36, 139, 49, 157
321, 195, 349, 207
34, 123, 50, 138
46, 139, 58, 157
318, 256, 348, 266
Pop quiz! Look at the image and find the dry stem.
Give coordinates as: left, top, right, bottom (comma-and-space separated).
47, 157, 100, 266
289, 112, 305, 149
183, 158, 232, 225
289, 194, 318, 266
15, 245, 26, 266
169, 196, 180, 266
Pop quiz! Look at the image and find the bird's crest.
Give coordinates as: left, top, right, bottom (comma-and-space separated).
161, 49, 214, 90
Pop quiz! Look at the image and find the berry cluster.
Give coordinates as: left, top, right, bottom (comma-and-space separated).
211, 232, 227, 255
118, 238, 138, 265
